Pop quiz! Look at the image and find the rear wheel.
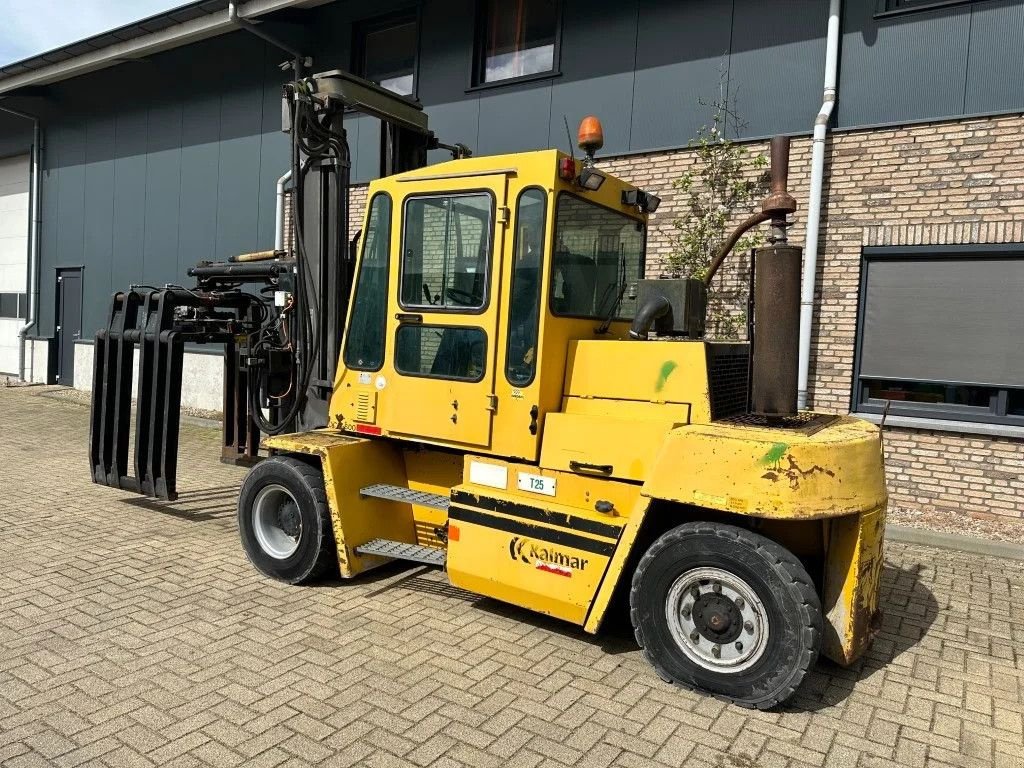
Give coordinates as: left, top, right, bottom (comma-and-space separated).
630, 521, 821, 709
238, 456, 336, 584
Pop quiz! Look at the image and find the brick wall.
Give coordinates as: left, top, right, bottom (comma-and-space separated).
341, 113, 1024, 519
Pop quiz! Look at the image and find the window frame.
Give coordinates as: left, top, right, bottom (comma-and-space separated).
875, 0, 976, 18
352, 7, 421, 99
548, 190, 647, 322
397, 189, 497, 316
0, 292, 27, 320
394, 323, 489, 383
505, 186, 548, 388
343, 192, 393, 372
852, 243, 1024, 427
469, 0, 564, 90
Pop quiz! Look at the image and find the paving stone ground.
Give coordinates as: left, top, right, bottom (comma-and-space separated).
1, 386, 1022, 768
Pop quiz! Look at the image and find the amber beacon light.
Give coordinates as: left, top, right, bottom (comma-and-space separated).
577, 115, 604, 161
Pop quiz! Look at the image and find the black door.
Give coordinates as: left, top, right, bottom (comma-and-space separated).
56, 268, 83, 386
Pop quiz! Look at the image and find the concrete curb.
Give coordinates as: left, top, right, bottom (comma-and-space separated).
886, 524, 1024, 561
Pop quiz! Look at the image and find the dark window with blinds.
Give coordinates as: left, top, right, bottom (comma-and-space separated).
853, 245, 1024, 426
473, 0, 560, 86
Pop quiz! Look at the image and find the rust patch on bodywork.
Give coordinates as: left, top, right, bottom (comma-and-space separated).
762, 454, 835, 490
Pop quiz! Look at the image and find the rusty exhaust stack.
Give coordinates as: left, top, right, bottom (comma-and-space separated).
752, 137, 802, 419
703, 136, 803, 420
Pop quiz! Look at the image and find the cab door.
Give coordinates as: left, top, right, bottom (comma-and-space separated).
379, 180, 507, 448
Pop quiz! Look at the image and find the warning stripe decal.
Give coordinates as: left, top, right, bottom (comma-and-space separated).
449, 490, 622, 540
448, 506, 616, 556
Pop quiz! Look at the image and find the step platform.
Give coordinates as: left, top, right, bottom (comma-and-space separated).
355, 538, 447, 567
359, 483, 450, 510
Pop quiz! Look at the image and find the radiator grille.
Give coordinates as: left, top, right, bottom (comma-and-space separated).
707, 345, 750, 420
355, 391, 376, 422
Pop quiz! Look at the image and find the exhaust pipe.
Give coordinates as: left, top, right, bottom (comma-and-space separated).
702, 136, 802, 420
750, 137, 801, 419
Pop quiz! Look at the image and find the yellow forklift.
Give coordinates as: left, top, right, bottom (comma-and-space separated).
91, 71, 886, 709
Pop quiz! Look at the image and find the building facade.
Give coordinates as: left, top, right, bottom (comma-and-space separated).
0, 0, 1021, 520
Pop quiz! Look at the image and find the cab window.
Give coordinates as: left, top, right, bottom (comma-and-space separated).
400, 193, 493, 311
395, 325, 487, 382
343, 193, 391, 370
506, 188, 546, 386
550, 193, 644, 320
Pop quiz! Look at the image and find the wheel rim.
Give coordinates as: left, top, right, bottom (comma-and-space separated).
252, 484, 302, 560
665, 566, 769, 673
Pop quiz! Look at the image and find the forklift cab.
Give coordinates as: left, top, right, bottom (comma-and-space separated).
330, 148, 649, 461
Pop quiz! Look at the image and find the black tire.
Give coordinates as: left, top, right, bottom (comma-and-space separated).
630, 521, 821, 709
237, 456, 337, 584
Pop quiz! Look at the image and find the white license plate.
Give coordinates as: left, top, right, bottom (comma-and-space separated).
517, 472, 556, 497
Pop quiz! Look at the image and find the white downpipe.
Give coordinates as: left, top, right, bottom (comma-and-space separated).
798, 0, 841, 410
274, 169, 292, 252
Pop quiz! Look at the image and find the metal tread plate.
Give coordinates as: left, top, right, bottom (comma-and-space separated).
360, 483, 450, 510
715, 412, 839, 436
355, 538, 447, 567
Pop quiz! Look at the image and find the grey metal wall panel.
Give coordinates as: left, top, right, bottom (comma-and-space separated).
82, 115, 116, 339
38, 135, 60, 333
425, 100, 480, 165
111, 108, 149, 291
418, 0, 479, 160
838, 1, 970, 128
258, 47, 290, 250
178, 88, 222, 270
417, 0, 475, 105
477, 85, 553, 156
728, 0, 826, 137
630, 0, 734, 152
548, 0, 637, 156
215, 34, 266, 261
54, 124, 86, 272
965, 0, 1024, 115
144, 98, 184, 287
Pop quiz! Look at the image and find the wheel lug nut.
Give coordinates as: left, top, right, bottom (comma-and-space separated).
689, 630, 700, 643
712, 645, 721, 658
690, 586, 701, 599
712, 582, 722, 594
735, 597, 745, 610
735, 642, 744, 652
744, 620, 754, 633
681, 605, 691, 619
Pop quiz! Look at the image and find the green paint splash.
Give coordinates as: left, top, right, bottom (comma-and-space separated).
655, 360, 678, 392
761, 442, 789, 466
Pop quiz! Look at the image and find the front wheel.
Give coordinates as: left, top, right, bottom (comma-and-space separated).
630, 521, 821, 709
237, 456, 337, 584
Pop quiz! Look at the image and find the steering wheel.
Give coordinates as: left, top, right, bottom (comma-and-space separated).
445, 287, 479, 306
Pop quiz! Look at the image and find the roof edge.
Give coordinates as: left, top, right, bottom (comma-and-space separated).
0, 0, 324, 97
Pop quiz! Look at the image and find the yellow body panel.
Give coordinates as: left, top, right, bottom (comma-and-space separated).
540, 411, 681, 482
563, 339, 715, 422
403, 448, 463, 547
644, 416, 888, 520
446, 455, 634, 623
822, 505, 886, 663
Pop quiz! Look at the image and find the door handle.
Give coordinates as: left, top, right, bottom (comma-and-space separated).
569, 460, 613, 475
395, 313, 422, 323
